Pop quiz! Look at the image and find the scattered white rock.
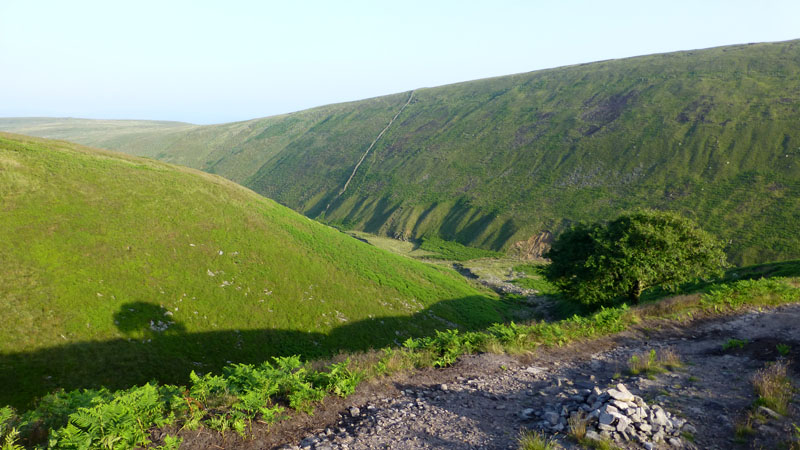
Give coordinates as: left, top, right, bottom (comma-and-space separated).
525, 366, 544, 375
757, 406, 782, 419
527, 382, 691, 447
585, 430, 603, 442
607, 383, 635, 402
149, 319, 173, 332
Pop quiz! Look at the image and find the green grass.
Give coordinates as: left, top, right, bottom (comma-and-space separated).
0, 133, 510, 409
417, 236, 504, 261
343, 233, 560, 296
734, 360, 795, 447
734, 416, 756, 443
510, 263, 560, 295
627, 348, 683, 377
752, 361, 794, 415
639, 259, 800, 305
4, 40, 800, 265
517, 430, 560, 450
3, 252, 799, 449
723, 338, 750, 351
346, 231, 437, 259
577, 438, 622, 450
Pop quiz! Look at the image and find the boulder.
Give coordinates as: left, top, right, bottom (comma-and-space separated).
611, 399, 629, 410
616, 415, 632, 432
607, 383, 636, 402
599, 412, 615, 425
585, 430, 603, 442
652, 409, 669, 427
757, 406, 781, 419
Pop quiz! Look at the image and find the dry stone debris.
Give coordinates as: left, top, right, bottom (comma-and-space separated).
523, 381, 692, 448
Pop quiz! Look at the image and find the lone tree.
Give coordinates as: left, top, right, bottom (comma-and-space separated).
544, 210, 726, 306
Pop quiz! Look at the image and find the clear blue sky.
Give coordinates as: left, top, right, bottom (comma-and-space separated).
2, 0, 799, 124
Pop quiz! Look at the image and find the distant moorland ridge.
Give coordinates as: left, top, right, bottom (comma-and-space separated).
3, 39, 800, 265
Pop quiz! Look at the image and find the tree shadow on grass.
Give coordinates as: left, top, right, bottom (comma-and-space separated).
9, 260, 796, 410
0, 295, 510, 410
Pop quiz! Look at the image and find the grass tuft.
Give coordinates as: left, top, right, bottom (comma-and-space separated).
723, 338, 749, 351
790, 423, 800, 450
568, 412, 587, 441
657, 347, 683, 370
734, 416, 755, 443
627, 348, 683, 377
517, 430, 560, 450
577, 436, 621, 450
752, 361, 793, 415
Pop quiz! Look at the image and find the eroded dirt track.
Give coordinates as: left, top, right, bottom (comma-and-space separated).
180, 304, 800, 450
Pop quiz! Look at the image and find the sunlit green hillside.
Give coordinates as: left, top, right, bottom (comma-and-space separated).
0, 133, 506, 408
3, 40, 800, 264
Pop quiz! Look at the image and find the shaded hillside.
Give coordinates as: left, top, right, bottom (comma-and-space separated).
0, 133, 506, 408
3, 40, 800, 264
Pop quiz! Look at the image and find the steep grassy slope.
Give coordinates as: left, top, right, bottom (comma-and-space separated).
0, 94, 411, 187
0, 133, 506, 408
3, 40, 800, 265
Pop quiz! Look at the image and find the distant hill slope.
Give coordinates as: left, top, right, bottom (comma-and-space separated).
3, 39, 800, 265
0, 133, 505, 408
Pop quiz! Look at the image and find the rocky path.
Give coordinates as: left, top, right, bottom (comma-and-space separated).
280, 305, 800, 450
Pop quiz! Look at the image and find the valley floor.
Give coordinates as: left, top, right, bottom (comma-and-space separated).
175, 304, 800, 449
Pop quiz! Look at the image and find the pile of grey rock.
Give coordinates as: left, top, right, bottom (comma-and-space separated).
524, 382, 695, 448
149, 319, 173, 332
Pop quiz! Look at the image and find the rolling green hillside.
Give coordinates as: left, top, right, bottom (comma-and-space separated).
0, 133, 507, 408
3, 40, 800, 265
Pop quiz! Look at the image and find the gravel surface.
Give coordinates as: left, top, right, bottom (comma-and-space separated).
179, 304, 800, 450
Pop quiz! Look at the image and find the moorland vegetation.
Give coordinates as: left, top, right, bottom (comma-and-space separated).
3, 40, 800, 265
3, 39, 800, 449
0, 133, 512, 411
545, 210, 726, 305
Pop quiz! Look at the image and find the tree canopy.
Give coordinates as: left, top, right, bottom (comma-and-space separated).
544, 210, 726, 306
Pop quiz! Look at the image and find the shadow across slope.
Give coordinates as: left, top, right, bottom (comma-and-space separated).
1, 295, 512, 409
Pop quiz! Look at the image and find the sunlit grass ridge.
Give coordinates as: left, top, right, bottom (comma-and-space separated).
0, 133, 506, 408
3, 40, 800, 265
